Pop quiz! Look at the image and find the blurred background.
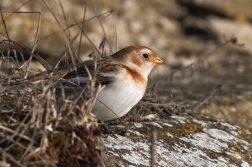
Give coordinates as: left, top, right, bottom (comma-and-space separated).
0, 0, 252, 128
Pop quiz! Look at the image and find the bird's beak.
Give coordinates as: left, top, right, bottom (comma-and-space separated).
154, 56, 163, 64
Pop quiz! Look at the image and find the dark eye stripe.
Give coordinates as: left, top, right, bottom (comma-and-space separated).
142, 53, 149, 58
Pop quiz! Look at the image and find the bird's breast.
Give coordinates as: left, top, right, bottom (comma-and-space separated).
91, 75, 146, 120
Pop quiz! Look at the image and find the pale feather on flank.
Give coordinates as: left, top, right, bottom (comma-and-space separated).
58, 45, 163, 121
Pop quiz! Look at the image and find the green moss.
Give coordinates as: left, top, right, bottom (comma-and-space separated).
1, 95, 17, 109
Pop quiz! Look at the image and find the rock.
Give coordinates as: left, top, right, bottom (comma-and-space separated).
177, 0, 252, 21
208, 16, 252, 54
104, 113, 252, 166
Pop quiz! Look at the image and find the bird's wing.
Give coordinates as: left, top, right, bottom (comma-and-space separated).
59, 57, 122, 87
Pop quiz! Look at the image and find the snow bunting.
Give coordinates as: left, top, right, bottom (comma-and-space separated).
59, 45, 163, 121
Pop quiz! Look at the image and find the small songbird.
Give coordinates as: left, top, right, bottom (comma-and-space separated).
60, 46, 163, 121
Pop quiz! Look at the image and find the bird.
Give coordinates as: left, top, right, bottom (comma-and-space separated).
58, 45, 163, 121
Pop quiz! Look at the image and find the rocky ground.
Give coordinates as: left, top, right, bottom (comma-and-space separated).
105, 114, 252, 167
0, 0, 252, 166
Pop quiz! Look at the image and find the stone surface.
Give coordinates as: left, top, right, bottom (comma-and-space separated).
177, 0, 252, 21
104, 114, 252, 167
208, 16, 252, 54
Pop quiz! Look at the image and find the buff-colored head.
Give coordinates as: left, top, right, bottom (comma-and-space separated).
112, 46, 163, 80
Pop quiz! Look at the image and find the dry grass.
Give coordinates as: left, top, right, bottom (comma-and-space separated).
0, 40, 106, 167
0, 1, 111, 166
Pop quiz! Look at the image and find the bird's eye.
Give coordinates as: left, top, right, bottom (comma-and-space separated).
142, 53, 149, 58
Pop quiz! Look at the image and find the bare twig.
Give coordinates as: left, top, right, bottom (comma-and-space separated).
113, 10, 118, 52
78, 7, 86, 61
90, 0, 113, 54
0, 0, 33, 26
0, 4, 10, 41
193, 85, 222, 112
40, 9, 115, 41
166, 35, 241, 83
150, 125, 157, 167
73, 18, 100, 55
0, 148, 26, 167
59, 0, 71, 41
24, 11, 41, 80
